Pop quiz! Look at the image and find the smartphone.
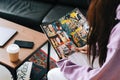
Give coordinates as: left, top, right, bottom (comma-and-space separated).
14, 40, 34, 49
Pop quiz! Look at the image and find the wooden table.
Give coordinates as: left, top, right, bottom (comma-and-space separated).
0, 18, 47, 79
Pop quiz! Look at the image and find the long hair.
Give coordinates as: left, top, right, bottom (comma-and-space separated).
87, 0, 120, 67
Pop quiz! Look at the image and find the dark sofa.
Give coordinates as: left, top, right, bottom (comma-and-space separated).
0, 0, 90, 32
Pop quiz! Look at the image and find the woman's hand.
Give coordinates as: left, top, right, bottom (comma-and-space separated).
75, 45, 89, 54
61, 53, 66, 59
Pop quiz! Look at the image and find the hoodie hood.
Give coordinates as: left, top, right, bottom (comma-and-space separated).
116, 4, 120, 20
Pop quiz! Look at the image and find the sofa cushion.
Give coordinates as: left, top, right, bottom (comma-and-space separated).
42, 5, 74, 24
42, 5, 88, 24
57, 0, 90, 9
0, 0, 53, 32
35, 0, 57, 3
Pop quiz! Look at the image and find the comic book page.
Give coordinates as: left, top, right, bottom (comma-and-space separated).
41, 8, 89, 58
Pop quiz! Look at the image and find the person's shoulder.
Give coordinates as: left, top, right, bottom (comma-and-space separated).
111, 22, 120, 34
108, 22, 120, 49
115, 22, 120, 28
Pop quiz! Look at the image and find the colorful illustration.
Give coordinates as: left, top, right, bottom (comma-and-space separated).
43, 24, 56, 37
42, 8, 89, 57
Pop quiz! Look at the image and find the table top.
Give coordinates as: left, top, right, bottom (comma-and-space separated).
0, 18, 47, 69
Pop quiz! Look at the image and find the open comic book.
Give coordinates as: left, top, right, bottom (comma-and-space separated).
40, 8, 89, 58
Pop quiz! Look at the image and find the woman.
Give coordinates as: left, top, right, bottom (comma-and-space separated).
47, 0, 120, 79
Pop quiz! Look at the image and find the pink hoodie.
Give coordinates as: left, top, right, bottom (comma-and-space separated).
57, 4, 120, 80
